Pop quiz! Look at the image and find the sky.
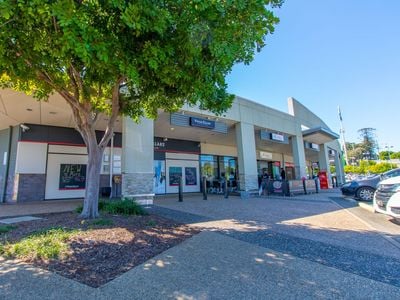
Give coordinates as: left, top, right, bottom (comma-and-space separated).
226, 0, 400, 152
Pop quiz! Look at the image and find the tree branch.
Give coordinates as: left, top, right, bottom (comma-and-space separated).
67, 66, 80, 100
69, 63, 84, 101
99, 77, 124, 149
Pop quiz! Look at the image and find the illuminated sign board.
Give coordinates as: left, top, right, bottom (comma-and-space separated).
271, 133, 285, 142
190, 117, 215, 129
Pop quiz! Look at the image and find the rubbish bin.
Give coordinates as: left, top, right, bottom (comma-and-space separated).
100, 187, 111, 197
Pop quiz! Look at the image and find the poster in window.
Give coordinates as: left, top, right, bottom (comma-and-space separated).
185, 167, 197, 186
169, 167, 182, 186
154, 160, 166, 194
59, 164, 87, 190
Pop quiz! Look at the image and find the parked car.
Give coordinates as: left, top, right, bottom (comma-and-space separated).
373, 175, 400, 219
341, 168, 400, 201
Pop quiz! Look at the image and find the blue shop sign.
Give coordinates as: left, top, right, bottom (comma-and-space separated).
190, 117, 215, 129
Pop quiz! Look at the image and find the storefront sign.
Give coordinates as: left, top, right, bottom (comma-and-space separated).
271, 180, 283, 193
259, 151, 273, 160
154, 140, 166, 150
154, 137, 200, 154
305, 179, 317, 192
190, 117, 215, 129
185, 167, 197, 185
59, 164, 86, 190
169, 166, 182, 186
311, 143, 319, 150
285, 162, 294, 167
271, 133, 284, 142
288, 180, 305, 194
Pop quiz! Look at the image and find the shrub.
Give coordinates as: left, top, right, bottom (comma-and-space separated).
0, 227, 78, 260
75, 200, 107, 214
0, 225, 16, 234
103, 198, 147, 216
146, 220, 157, 227
75, 198, 147, 216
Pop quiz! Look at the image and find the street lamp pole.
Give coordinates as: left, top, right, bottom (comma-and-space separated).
386, 145, 394, 169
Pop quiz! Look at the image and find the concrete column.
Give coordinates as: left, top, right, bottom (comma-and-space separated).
318, 144, 332, 187
235, 122, 258, 195
122, 117, 154, 205
334, 150, 345, 185
290, 135, 307, 179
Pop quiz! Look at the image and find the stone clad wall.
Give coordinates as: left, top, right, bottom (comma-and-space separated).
122, 173, 154, 205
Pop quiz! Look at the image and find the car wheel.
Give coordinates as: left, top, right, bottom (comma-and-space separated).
356, 187, 375, 201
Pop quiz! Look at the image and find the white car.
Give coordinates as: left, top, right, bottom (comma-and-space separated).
373, 175, 400, 219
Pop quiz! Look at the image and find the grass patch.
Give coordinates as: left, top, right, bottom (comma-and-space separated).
0, 227, 78, 260
0, 225, 17, 234
146, 220, 157, 227
90, 218, 114, 226
75, 198, 147, 216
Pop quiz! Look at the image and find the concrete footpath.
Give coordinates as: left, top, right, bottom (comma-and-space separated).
1, 190, 400, 299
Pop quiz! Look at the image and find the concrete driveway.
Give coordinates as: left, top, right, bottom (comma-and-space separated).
1, 191, 400, 299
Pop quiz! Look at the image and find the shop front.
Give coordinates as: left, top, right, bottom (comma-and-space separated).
200, 154, 238, 193
153, 137, 201, 194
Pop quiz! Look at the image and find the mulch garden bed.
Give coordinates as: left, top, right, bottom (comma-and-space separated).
0, 212, 199, 287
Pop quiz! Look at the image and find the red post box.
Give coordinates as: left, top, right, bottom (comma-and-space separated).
318, 171, 329, 189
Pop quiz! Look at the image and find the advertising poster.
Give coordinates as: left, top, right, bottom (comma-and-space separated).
59, 164, 87, 190
154, 160, 166, 194
169, 166, 182, 186
185, 167, 197, 186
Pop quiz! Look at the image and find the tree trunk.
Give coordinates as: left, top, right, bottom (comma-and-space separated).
80, 139, 104, 219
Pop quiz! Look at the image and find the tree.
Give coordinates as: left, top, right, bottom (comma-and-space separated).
357, 128, 377, 160
0, 0, 282, 218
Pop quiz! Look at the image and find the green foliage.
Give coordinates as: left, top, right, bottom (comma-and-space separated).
0, 0, 282, 117
75, 199, 106, 213
0, 0, 282, 218
104, 198, 148, 216
90, 218, 114, 227
330, 165, 336, 174
146, 220, 157, 227
0, 225, 16, 234
0, 227, 77, 260
379, 151, 400, 160
75, 198, 147, 216
344, 161, 397, 175
392, 152, 400, 159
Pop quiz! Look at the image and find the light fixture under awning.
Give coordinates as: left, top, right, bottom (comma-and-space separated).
302, 126, 339, 144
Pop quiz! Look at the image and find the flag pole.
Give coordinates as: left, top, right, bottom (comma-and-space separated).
338, 106, 349, 165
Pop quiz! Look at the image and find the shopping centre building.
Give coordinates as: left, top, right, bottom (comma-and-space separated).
0, 89, 344, 204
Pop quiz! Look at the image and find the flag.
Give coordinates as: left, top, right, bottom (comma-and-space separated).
338, 106, 343, 121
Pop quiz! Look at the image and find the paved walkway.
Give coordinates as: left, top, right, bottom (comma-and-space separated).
1, 190, 400, 299
0, 199, 83, 218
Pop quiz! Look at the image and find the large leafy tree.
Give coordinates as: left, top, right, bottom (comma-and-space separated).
0, 0, 282, 218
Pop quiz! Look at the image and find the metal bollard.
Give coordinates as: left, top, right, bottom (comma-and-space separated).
202, 176, 207, 200
178, 176, 183, 202
224, 179, 229, 199
302, 178, 307, 195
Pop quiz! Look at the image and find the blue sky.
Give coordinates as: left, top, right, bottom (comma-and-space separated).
226, 0, 400, 152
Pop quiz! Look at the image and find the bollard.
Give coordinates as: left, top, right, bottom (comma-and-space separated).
202, 176, 207, 200
224, 179, 229, 199
178, 176, 183, 202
